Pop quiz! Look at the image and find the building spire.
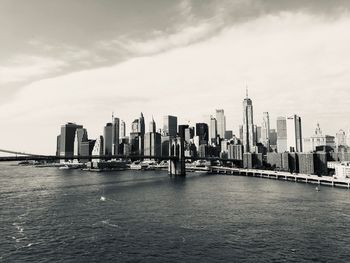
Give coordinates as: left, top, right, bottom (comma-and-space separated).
246, 85, 248, 98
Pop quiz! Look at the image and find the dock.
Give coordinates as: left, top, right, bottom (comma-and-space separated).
210, 166, 350, 189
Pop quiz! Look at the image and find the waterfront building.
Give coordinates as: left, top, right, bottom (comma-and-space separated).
303, 123, 335, 152
298, 153, 314, 174
59, 122, 83, 159
277, 117, 287, 153
266, 152, 283, 169
103, 123, 113, 156
242, 92, 255, 153
215, 109, 226, 139
209, 116, 217, 145
334, 162, 350, 179
163, 115, 177, 137
228, 144, 243, 160
286, 114, 303, 152
196, 123, 209, 145
261, 112, 270, 151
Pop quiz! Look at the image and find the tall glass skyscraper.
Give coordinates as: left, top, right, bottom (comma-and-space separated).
215, 109, 226, 139
209, 116, 217, 145
59, 122, 83, 159
242, 93, 255, 153
286, 114, 303, 152
163, 115, 177, 137
261, 112, 270, 150
112, 117, 120, 155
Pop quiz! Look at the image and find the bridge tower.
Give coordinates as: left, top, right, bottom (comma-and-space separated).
168, 136, 186, 176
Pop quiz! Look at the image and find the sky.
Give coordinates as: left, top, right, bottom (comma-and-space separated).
1, 0, 350, 154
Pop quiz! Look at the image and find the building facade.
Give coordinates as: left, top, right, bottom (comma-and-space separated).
286, 114, 303, 152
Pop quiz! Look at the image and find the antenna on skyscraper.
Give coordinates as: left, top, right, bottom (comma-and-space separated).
112, 111, 114, 120
246, 85, 248, 98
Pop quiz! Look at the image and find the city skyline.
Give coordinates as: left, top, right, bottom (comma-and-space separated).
2, 1, 350, 154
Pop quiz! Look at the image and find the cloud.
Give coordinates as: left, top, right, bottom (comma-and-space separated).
0, 55, 66, 85
1, 11, 350, 154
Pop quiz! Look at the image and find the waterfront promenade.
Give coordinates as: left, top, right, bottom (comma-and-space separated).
210, 166, 350, 189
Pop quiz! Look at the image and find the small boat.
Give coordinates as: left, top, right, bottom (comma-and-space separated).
315, 186, 320, 192
100, 196, 106, 201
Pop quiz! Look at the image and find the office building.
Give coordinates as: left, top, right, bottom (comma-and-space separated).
209, 116, 217, 145
269, 129, 277, 147
161, 135, 170, 157
103, 123, 113, 156
215, 109, 226, 139
242, 92, 255, 153
56, 135, 61, 156
184, 127, 194, 143
303, 123, 335, 152
149, 118, 156, 133
336, 129, 346, 148
144, 132, 161, 157
112, 117, 120, 155
225, 130, 233, 140
196, 123, 209, 145
59, 122, 83, 159
178, 124, 189, 139
277, 117, 287, 153
163, 115, 177, 137
261, 112, 270, 150
92, 136, 104, 161
120, 120, 126, 138
286, 115, 303, 152
335, 162, 350, 179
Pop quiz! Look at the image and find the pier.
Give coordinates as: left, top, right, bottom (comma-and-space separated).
210, 166, 350, 189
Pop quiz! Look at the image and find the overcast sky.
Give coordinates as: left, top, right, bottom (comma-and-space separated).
1, 0, 350, 154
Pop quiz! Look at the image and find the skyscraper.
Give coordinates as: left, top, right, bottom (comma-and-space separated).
261, 112, 270, 150
59, 122, 83, 159
215, 109, 226, 139
130, 113, 145, 155
103, 123, 113, 155
92, 136, 104, 160
277, 117, 287, 152
336, 129, 346, 148
120, 120, 126, 138
112, 117, 120, 155
242, 92, 255, 153
286, 114, 303, 152
149, 118, 156, 133
163, 115, 177, 137
178, 124, 189, 139
196, 123, 209, 145
209, 116, 217, 145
